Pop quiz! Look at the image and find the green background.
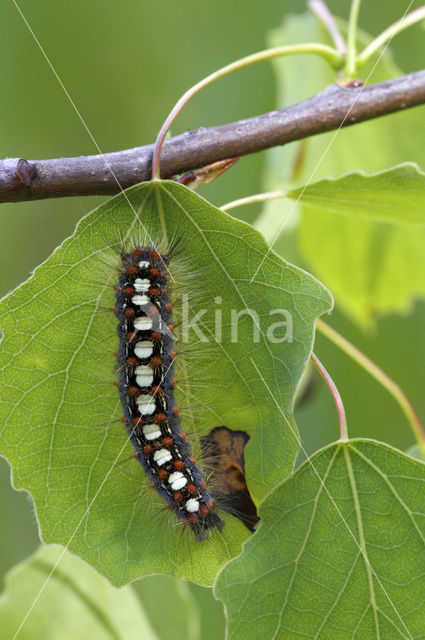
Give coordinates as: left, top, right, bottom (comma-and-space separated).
1, 0, 424, 636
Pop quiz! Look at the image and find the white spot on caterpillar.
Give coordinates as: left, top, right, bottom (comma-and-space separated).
134, 340, 154, 358
132, 294, 150, 306
134, 316, 153, 331
135, 365, 154, 387
134, 278, 151, 293
138, 260, 150, 269
185, 498, 200, 512
143, 424, 162, 441
168, 471, 187, 491
136, 394, 155, 416
154, 448, 172, 466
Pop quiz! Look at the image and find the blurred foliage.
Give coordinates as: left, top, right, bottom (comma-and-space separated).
259, 12, 425, 326
254, 8, 425, 461
0, 545, 158, 640
0, 0, 424, 637
132, 576, 226, 640
0, 461, 38, 588
132, 575, 201, 640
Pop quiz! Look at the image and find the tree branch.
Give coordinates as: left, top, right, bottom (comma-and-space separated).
1, 70, 425, 203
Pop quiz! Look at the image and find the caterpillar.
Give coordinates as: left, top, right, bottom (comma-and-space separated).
114, 245, 226, 540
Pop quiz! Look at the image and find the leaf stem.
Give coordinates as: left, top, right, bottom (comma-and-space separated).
221, 189, 288, 212
311, 351, 348, 441
316, 319, 425, 457
344, 0, 362, 79
357, 5, 425, 67
308, 0, 347, 56
151, 43, 343, 180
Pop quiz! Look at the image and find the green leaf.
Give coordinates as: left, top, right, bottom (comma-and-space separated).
291, 163, 425, 322
0, 181, 332, 586
215, 439, 425, 639
289, 163, 425, 226
299, 201, 425, 325
259, 13, 425, 324
0, 545, 158, 640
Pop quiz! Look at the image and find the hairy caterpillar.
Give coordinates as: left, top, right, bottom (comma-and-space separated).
114, 245, 227, 540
